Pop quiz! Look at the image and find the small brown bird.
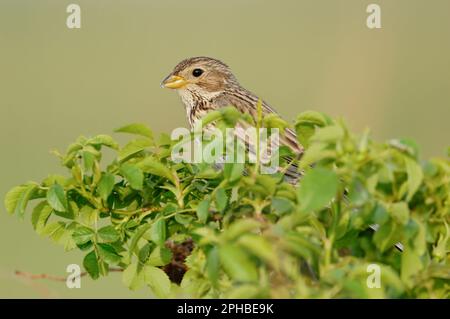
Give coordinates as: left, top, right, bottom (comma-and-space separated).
161, 56, 303, 181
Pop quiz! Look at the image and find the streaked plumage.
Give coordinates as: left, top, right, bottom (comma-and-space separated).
161, 56, 303, 182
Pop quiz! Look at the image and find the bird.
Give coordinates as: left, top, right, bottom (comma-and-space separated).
160, 57, 404, 253
160, 56, 304, 182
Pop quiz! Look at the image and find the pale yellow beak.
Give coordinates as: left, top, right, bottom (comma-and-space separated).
160, 74, 188, 89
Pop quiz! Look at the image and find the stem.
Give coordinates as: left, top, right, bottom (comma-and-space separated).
323, 195, 341, 270
15, 268, 123, 282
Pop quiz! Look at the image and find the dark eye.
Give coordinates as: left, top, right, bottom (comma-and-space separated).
192, 68, 204, 77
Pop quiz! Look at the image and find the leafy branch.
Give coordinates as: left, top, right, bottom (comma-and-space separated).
4, 109, 450, 298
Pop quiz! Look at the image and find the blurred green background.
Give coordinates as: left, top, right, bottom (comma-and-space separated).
0, 0, 449, 298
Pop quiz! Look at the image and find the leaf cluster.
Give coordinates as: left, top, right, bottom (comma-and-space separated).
5, 110, 449, 298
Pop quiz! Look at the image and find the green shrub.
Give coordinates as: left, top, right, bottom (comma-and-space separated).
4, 109, 449, 298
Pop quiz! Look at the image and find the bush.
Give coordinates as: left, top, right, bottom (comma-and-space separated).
4, 109, 449, 298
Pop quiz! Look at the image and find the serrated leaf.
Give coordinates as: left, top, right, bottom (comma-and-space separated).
31, 201, 53, 234
88, 134, 119, 150
118, 138, 152, 161
147, 246, 172, 267
404, 157, 423, 201
72, 226, 95, 245
272, 197, 294, 215
115, 123, 153, 139
373, 221, 401, 253
401, 246, 423, 286
129, 223, 152, 257
5, 183, 37, 218
78, 206, 98, 227
224, 219, 261, 240
238, 234, 278, 268
137, 157, 174, 183
98, 225, 120, 243
296, 111, 331, 127
144, 265, 171, 298
150, 219, 166, 246
297, 167, 338, 213
46, 183, 68, 212
120, 164, 144, 190
223, 163, 244, 183
97, 243, 121, 264
122, 262, 144, 291
42, 221, 65, 238
82, 151, 95, 172
390, 202, 409, 225
215, 187, 228, 211
311, 125, 344, 143
97, 173, 115, 201
196, 199, 210, 223
219, 244, 258, 283
83, 250, 100, 279
206, 246, 220, 286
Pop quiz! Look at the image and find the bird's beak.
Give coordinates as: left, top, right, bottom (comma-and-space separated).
160, 74, 188, 89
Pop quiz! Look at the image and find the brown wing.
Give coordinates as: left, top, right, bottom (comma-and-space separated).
213, 87, 303, 183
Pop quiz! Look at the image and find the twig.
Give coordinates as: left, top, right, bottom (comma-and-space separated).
15, 268, 123, 282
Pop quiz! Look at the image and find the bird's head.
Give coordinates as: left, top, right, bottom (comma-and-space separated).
161, 57, 238, 96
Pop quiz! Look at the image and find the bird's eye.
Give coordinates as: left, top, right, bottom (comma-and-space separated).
192, 68, 204, 77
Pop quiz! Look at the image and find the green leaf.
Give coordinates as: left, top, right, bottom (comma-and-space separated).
5, 185, 28, 214
390, 139, 419, 158
5, 183, 37, 217
272, 197, 294, 215
138, 243, 152, 263
120, 164, 144, 190
83, 250, 100, 279
297, 167, 339, 213
144, 265, 171, 298
223, 163, 244, 183
88, 134, 119, 150
150, 219, 166, 245
42, 221, 66, 238
263, 113, 289, 131
31, 201, 53, 234
215, 187, 228, 211
137, 157, 174, 183
224, 219, 261, 240
206, 246, 220, 286
219, 244, 258, 283
46, 183, 68, 212
147, 246, 172, 267
72, 226, 95, 245
196, 199, 210, 223
129, 223, 152, 257
404, 157, 423, 201
118, 138, 152, 161
78, 206, 98, 227
373, 221, 401, 253
238, 234, 278, 268
98, 225, 120, 242
389, 202, 409, 225
296, 111, 331, 127
115, 123, 153, 139
97, 173, 115, 201
82, 151, 95, 172
311, 125, 344, 143
122, 262, 144, 290
97, 243, 121, 264
372, 203, 389, 226
401, 245, 423, 286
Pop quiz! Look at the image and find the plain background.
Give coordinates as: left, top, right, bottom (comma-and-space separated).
0, 0, 449, 297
